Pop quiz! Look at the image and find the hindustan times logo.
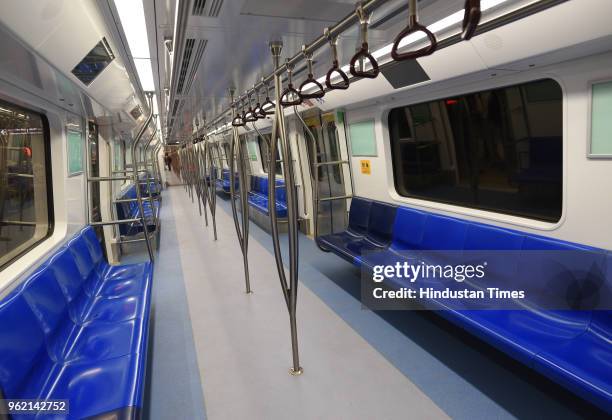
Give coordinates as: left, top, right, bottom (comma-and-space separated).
372, 261, 487, 283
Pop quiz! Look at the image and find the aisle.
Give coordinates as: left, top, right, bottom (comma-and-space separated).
165, 186, 449, 420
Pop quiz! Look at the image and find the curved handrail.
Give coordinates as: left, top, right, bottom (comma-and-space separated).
461, 0, 481, 40
391, 0, 437, 61
349, 4, 379, 79
280, 60, 302, 107
298, 46, 325, 100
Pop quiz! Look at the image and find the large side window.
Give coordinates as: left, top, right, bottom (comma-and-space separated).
388, 79, 563, 222
257, 134, 282, 175
0, 99, 53, 269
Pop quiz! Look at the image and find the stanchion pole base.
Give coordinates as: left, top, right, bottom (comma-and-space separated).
246, 290, 254, 295
289, 367, 303, 376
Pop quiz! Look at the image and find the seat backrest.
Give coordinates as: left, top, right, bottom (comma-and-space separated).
66, 232, 97, 285
276, 185, 287, 205
259, 177, 269, 196
21, 267, 69, 338
366, 202, 397, 245
0, 292, 46, 398
390, 207, 427, 252
81, 227, 104, 268
347, 198, 372, 236
420, 214, 467, 251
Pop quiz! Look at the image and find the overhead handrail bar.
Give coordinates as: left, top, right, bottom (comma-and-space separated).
280, 60, 302, 107
461, 0, 481, 40
268, 40, 303, 376
298, 46, 325, 100
349, 3, 379, 79
324, 28, 349, 90
229, 89, 253, 294
391, 0, 437, 61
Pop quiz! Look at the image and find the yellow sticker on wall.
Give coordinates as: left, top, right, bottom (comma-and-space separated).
360, 159, 371, 175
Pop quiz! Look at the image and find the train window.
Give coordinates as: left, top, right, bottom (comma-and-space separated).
0, 99, 53, 270
388, 79, 563, 222
589, 80, 612, 157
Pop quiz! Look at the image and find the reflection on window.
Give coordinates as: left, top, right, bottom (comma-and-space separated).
258, 134, 282, 175
0, 100, 52, 269
388, 79, 563, 222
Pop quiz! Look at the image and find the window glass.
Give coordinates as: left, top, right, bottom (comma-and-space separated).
0, 100, 53, 269
388, 79, 563, 222
257, 134, 282, 175
590, 80, 612, 156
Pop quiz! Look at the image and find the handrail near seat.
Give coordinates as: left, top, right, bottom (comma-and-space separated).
268, 40, 303, 375
391, 0, 438, 62
229, 89, 253, 294
349, 3, 379, 79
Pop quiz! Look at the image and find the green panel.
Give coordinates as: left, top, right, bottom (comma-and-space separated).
591, 81, 612, 156
349, 120, 377, 157
247, 140, 258, 161
67, 130, 83, 175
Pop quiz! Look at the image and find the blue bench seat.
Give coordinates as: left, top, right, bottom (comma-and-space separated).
247, 175, 287, 217
318, 197, 612, 412
0, 226, 153, 419
116, 184, 160, 236
214, 168, 239, 193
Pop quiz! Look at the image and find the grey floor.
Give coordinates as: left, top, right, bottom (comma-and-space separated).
136, 178, 605, 420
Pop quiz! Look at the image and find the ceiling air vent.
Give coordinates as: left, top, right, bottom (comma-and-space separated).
171, 99, 180, 118
175, 39, 207, 95
192, 0, 224, 17
130, 105, 142, 120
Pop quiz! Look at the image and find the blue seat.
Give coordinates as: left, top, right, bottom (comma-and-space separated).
0, 226, 152, 419
247, 175, 288, 217
115, 184, 159, 236
322, 196, 612, 412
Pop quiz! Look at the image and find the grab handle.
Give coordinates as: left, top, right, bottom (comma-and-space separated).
298, 46, 325, 99
391, 0, 437, 62
324, 27, 349, 90
280, 60, 303, 107
461, 0, 481, 40
349, 4, 379, 79
260, 79, 275, 116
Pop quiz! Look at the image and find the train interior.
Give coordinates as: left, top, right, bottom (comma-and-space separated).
0, 0, 611, 419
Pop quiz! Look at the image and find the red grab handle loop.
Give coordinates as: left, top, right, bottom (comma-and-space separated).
349, 43, 379, 79
326, 61, 350, 90
391, 16, 437, 61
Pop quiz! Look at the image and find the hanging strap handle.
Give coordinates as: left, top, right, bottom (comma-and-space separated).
391, 0, 437, 62
253, 84, 263, 119
298, 46, 325, 99
231, 97, 245, 127
461, 0, 481, 40
324, 27, 349, 90
349, 3, 379, 79
280, 60, 303, 107
260, 78, 275, 116
244, 91, 258, 122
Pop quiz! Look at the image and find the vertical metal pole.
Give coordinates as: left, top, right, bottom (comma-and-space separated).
204, 138, 217, 239
229, 89, 252, 294
269, 40, 303, 375
132, 92, 155, 262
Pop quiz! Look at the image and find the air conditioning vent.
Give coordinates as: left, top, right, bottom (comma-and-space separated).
130, 105, 142, 120
192, 0, 223, 17
171, 99, 180, 118
175, 39, 207, 96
